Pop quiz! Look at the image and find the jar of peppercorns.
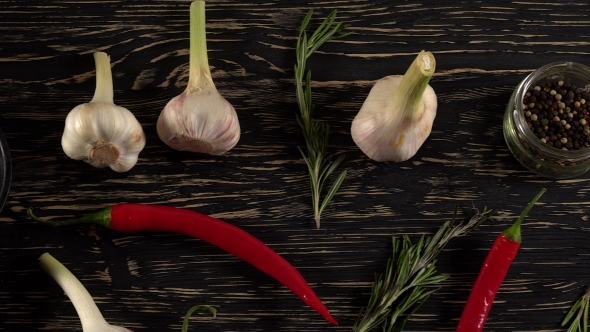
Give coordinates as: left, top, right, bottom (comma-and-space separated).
503, 61, 590, 179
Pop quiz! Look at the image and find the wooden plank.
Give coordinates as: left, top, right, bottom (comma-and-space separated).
2, 0, 590, 331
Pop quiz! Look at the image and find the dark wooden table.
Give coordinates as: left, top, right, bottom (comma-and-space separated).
2, 1, 590, 331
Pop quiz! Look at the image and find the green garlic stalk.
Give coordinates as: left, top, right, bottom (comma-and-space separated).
181, 305, 216, 332
39, 253, 132, 332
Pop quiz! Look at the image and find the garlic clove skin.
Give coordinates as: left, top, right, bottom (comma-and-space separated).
157, 1, 240, 156
351, 76, 437, 162
62, 102, 146, 172
156, 86, 240, 155
61, 52, 146, 172
351, 50, 437, 162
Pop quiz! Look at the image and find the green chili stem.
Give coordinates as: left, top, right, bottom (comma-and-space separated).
187, 0, 215, 93
28, 207, 113, 228
90, 52, 115, 104
502, 188, 546, 243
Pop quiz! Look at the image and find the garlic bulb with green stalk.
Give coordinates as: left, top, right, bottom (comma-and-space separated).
351, 51, 437, 162
39, 253, 132, 332
61, 52, 146, 172
157, 0, 240, 155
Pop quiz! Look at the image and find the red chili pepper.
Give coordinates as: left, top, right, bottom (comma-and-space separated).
28, 204, 337, 325
455, 188, 546, 332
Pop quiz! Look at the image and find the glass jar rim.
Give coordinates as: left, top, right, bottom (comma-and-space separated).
512, 61, 590, 161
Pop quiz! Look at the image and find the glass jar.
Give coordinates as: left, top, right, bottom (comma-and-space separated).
503, 61, 590, 179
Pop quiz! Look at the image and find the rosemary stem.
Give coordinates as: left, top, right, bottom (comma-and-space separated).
352, 208, 494, 332
294, 9, 350, 228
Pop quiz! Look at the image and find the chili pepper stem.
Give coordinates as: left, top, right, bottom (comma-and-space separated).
502, 188, 546, 243
28, 207, 113, 228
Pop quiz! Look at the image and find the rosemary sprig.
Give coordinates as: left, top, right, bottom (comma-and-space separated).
562, 286, 590, 332
352, 207, 494, 332
294, 9, 351, 229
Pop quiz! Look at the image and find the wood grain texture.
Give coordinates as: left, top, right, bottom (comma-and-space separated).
2, 0, 590, 331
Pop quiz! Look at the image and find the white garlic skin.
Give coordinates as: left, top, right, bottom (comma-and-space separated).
61, 102, 146, 172
351, 75, 437, 162
156, 86, 240, 155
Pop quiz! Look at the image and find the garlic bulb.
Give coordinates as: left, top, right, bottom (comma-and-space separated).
351, 51, 437, 162
62, 52, 146, 172
156, 1, 240, 155
39, 253, 133, 332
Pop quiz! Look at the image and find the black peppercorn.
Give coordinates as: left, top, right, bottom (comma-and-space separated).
523, 80, 590, 151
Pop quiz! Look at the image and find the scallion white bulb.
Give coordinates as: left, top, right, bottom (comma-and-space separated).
39, 253, 133, 332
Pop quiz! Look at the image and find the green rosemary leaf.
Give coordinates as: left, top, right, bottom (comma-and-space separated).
294, 9, 350, 228
299, 9, 313, 34
564, 301, 582, 325
384, 284, 440, 332
562, 286, 590, 332
352, 208, 494, 332
585, 299, 589, 332
320, 154, 345, 180
318, 169, 347, 215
